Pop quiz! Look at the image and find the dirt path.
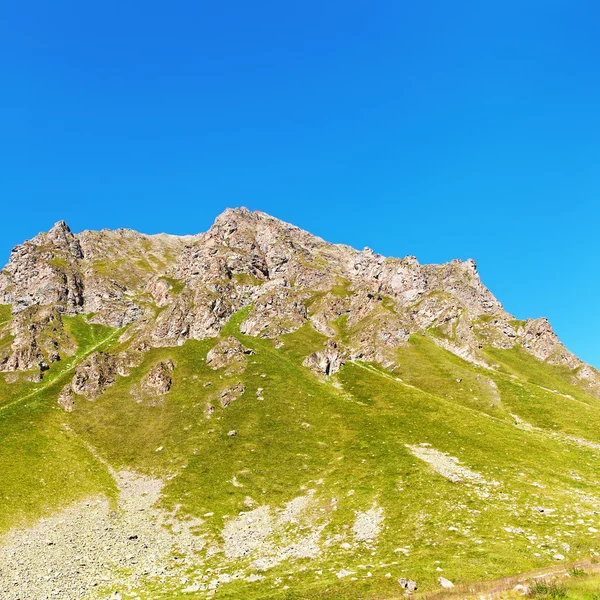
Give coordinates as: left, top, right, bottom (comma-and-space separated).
402, 557, 600, 600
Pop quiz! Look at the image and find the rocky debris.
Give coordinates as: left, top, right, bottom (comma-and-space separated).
222, 506, 273, 559
407, 444, 498, 490
221, 494, 323, 571
303, 339, 346, 376
277, 492, 314, 525
218, 383, 246, 408
438, 577, 454, 588
206, 336, 254, 374
71, 352, 119, 400
227, 429, 237, 436
352, 505, 384, 542
141, 359, 175, 396
336, 569, 353, 578
398, 578, 418, 592
252, 524, 326, 572
57, 384, 76, 412
0, 470, 205, 600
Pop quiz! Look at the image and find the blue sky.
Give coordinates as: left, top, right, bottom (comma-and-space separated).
1, 1, 599, 366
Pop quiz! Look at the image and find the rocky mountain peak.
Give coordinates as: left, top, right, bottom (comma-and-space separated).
45, 220, 84, 259
48, 219, 73, 236
1, 209, 598, 397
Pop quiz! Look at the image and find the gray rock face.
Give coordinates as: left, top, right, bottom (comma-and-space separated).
240, 285, 308, 338
521, 317, 579, 367
0, 221, 84, 312
1, 208, 598, 396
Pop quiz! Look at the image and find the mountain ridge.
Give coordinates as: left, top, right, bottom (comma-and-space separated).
2, 208, 600, 599
1, 207, 597, 394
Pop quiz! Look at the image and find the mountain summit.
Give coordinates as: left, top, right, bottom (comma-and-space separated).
1, 209, 600, 599
1, 208, 596, 392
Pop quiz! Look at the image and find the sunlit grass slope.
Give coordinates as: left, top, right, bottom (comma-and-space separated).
2, 311, 600, 599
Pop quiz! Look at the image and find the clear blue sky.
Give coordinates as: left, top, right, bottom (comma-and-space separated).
1, 1, 599, 366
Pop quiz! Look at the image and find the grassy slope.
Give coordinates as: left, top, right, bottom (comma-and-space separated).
2, 313, 600, 599
0, 316, 119, 533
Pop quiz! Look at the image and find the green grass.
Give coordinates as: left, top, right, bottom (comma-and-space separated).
0, 304, 12, 327
0, 314, 122, 533
554, 573, 600, 600
528, 580, 567, 599
233, 273, 265, 287
3, 309, 600, 598
330, 277, 353, 298
48, 255, 71, 270
157, 275, 185, 294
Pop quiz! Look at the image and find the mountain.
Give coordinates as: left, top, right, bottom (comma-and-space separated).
1, 208, 600, 599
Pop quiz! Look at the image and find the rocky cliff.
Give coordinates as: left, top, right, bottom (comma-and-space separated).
1, 208, 597, 395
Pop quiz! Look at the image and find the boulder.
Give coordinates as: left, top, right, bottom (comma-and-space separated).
57, 384, 76, 412
141, 360, 175, 396
398, 578, 418, 592
218, 383, 246, 408
206, 337, 254, 374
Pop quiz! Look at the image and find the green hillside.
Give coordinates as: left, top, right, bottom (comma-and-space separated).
3, 309, 600, 599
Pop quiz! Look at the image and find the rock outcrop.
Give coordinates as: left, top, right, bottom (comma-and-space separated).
217, 382, 246, 408
206, 337, 254, 374
71, 352, 119, 400
0, 306, 74, 373
57, 385, 76, 412
141, 360, 175, 396
303, 340, 347, 376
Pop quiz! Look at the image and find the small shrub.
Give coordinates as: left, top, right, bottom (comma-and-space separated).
528, 580, 567, 599
570, 567, 586, 577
